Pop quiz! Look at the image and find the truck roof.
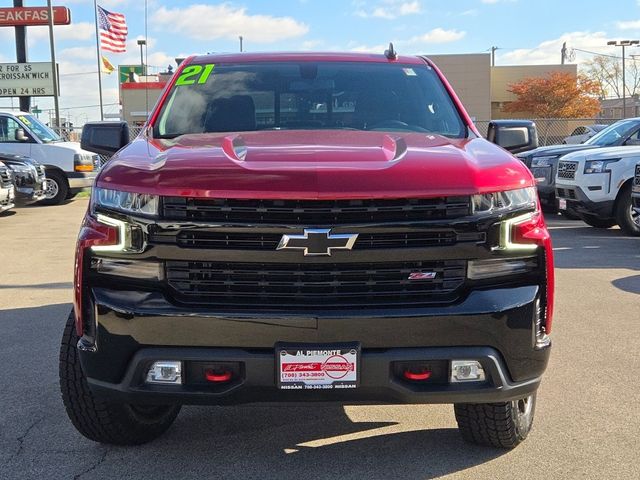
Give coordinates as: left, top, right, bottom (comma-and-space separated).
0, 110, 30, 115
190, 51, 428, 66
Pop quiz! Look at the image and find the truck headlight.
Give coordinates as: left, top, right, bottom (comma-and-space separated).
531, 156, 556, 168
92, 187, 159, 217
471, 187, 537, 215
584, 158, 619, 174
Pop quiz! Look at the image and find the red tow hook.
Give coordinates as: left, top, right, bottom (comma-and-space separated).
403, 370, 432, 381
205, 369, 233, 383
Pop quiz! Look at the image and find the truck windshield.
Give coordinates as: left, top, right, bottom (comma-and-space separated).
154, 61, 466, 139
17, 114, 62, 143
585, 119, 637, 146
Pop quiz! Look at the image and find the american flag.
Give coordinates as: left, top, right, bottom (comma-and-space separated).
97, 5, 128, 53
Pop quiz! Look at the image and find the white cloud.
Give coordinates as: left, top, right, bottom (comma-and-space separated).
355, 0, 422, 20
152, 4, 308, 43
461, 9, 479, 16
408, 28, 466, 44
499, 31, 613, 65
616, 20, 640, 30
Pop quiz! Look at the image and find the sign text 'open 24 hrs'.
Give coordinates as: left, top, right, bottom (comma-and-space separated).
0, 63, 59, 97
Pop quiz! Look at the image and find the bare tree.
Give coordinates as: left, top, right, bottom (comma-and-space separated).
583, 56, 621, 98
583, 55, 640, 98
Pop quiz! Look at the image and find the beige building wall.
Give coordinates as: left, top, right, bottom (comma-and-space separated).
121, 88, 164, 125
427, 54, 492, 121
490, 64, 578, 118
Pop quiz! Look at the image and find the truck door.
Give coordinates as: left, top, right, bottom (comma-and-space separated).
0, 115, 33, 157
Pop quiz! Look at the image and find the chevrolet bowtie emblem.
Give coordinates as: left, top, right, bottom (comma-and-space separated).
277, 229, 359, 256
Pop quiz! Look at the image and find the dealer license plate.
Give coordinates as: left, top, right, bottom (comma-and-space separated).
558, 198, 567, 210
277, 343, 359, 390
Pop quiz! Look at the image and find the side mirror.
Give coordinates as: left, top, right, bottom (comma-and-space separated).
15, 128, 28, 142
81, 121, 130, 156
487, 120, 538, 154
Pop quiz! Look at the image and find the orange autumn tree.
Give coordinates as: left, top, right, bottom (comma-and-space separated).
502, 72, 601, 118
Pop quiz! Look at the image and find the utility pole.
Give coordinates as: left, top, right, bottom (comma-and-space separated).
47, 0, 60, 129
239, 36, 243, 53
490, 46, 498, 67
608, 40, 640, 118
14, 0, 30, 112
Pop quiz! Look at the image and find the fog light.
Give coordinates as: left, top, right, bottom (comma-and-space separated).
451, 360, 485, 383
146, 361, 182, 384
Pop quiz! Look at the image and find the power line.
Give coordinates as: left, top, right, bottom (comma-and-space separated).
572, 47, 640, 61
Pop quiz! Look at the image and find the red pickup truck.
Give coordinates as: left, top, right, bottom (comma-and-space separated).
60, 49, 554, 449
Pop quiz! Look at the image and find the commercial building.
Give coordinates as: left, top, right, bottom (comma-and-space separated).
429, 53, 578, 121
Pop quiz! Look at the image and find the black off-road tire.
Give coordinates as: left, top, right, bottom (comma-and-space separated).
615, 184, 640, 236
454, 393, 537, 449
39, 170, 68, 205
59, 311, 181, 445
581, 216, 616, 229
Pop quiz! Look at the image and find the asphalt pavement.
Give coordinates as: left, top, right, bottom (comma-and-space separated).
0, 199, 639, 480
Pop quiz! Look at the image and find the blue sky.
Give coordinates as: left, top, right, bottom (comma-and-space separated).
1, 0, 640, 123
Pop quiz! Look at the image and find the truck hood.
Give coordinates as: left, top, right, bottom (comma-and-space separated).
45, 141, 93, 156
98, 130, 534, 199
517, 143, 600, 159
560, 145, 640, 162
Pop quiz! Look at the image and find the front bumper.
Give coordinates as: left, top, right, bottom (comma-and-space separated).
14, 183, 46, 205
79, 284, 550, 406
86, 346, 542, 406
68, 171, 97, 189
556, 184, 615, 219
0, 185, 15, 212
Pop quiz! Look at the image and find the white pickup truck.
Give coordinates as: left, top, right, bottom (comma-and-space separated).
555, 146, 640, 235
0, 110, 100, 205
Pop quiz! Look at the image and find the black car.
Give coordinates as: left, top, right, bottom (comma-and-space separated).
0, 154, 47, 205
517, 118, 640, 211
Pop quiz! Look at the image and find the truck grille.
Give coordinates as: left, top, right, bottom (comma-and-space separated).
0, 167, 12, 188
162, 197, 471, 225
557, 161, 578, 180
556, 188, 577, 200
162, 229, 485, 250
166, 260, 466, 308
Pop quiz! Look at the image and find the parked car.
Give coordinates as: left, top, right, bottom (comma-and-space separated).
62, 51, 554, 449
517, 118, 640, 212
556, 146, 640, 235
0, 110, 100, 205
0, 160, 15, 213
563, 124, 607, 144
0, 153, 46, 205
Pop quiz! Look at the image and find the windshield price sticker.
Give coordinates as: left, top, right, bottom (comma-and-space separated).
278, 346, 359, 390
176, 63, 215, 86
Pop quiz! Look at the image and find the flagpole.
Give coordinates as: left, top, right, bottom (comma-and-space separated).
93, 0, 104, 121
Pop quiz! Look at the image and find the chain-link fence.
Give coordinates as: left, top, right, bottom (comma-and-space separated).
474, 118, 621, 147
58, 118, 623, 158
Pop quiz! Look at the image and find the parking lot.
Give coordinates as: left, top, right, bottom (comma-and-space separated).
0, 199, 638, 480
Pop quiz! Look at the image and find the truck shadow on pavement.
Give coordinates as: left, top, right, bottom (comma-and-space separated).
0, 303, 507, 480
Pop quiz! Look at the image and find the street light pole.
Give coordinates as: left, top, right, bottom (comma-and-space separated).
137, 39, 146, 75
608, 40, 640, 118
